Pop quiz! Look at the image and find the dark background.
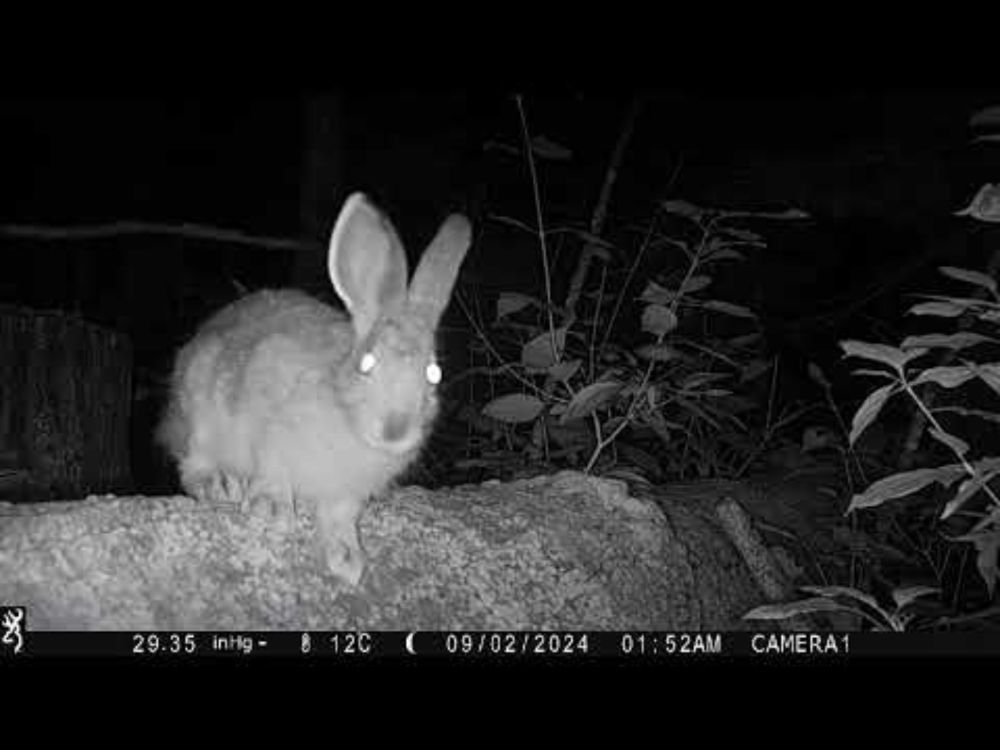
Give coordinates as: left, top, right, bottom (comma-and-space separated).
2, 89, 998, 493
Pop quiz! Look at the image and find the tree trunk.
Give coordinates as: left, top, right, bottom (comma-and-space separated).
0, 305, 132, 501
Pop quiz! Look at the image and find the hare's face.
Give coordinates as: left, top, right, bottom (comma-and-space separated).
323, 192, 470, 458
339, 314, 441, 455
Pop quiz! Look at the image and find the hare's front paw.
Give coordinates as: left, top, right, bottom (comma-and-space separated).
245, 478, 297, 531
315, 500, 367, 586
319, 532, 366, 586
183, 471, 245, 506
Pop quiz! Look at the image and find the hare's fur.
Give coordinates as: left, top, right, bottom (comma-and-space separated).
163, 290, 418, 503
157, 194, 471, 585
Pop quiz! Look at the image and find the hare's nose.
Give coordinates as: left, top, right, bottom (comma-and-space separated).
382, 413, 413, 444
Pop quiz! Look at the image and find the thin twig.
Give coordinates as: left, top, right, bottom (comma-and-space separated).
514, 95, 557, 361
562, 95, 643, 334
0, 221, 319, 253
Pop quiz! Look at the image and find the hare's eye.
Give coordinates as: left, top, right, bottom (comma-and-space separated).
359, 352, 377, 374
425, 361, 442, 385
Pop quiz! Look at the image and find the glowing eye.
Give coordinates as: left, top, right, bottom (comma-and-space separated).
426, 361, 442, 385
359, 352, 377, 374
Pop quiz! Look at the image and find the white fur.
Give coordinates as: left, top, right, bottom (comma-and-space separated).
158, 194, 471, 585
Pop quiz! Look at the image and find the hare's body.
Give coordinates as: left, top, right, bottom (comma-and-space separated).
158, 194, 471, 585
160, 290, 421, 509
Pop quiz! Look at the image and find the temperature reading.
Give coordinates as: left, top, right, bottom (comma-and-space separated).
328, 632, 373, 655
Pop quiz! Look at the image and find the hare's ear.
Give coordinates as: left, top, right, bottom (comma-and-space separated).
328, 193, 409, 339
408, 213, 472, 327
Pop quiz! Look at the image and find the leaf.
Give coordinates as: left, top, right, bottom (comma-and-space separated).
953, 525, 1000, 599
728, 332, 762, 349
918, 293, 988, 304
530, 135, 573, 161
900, 332, 993, 351
589, 245, 612, 263
601, 467, 653, 486
939, 266, 998, 294
715, 227, 763, 243
496, 292, 538, 319
757, 207, 810, 220
801, 585, 882, 612
970, 105, 1000, 128
481, 393, 545, 424
740, 358, 773, 383
941, 459, 1000, 519
601, 416, 629, 433
841, 340, 926, 370
851, 368, 898, 381
640, 280, 675, 305
482, 140, 521, 158
910, 365, 977, 389
943, 475, 990, 519
673, 396, 721, 429
547, 417, 590, 447
908, 300, 973, 317
566, 229, 616, 251
615, 443, 663, 478
641, 304, 678, 336
521, 327, 567, 371
548, 359, 582, 382
972, 456, 1000, 476
802, 425, 838, 452
680, 372, 731, 389
848, 384, 897, 446
935, 406, 1000, 426
831, 526, 911, 561
830, 529, 910, 563
953, 183, 1000, 223
743, 597, 850, 621
705, 248, 747, 262
847, 465, 967, 512
808, 362, 831, 389
635, 343, 682, 362
890, 586, 939, 610
972, 363, 1000, 396
928, 427, 969, 457
701, 300, 756, 319
977, 537, 999, 599
661, 199, 705, 219
561, 380, 624, 422
680, 275, 712, 293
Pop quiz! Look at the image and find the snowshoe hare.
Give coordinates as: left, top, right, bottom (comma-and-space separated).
157, 193, 472, 585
